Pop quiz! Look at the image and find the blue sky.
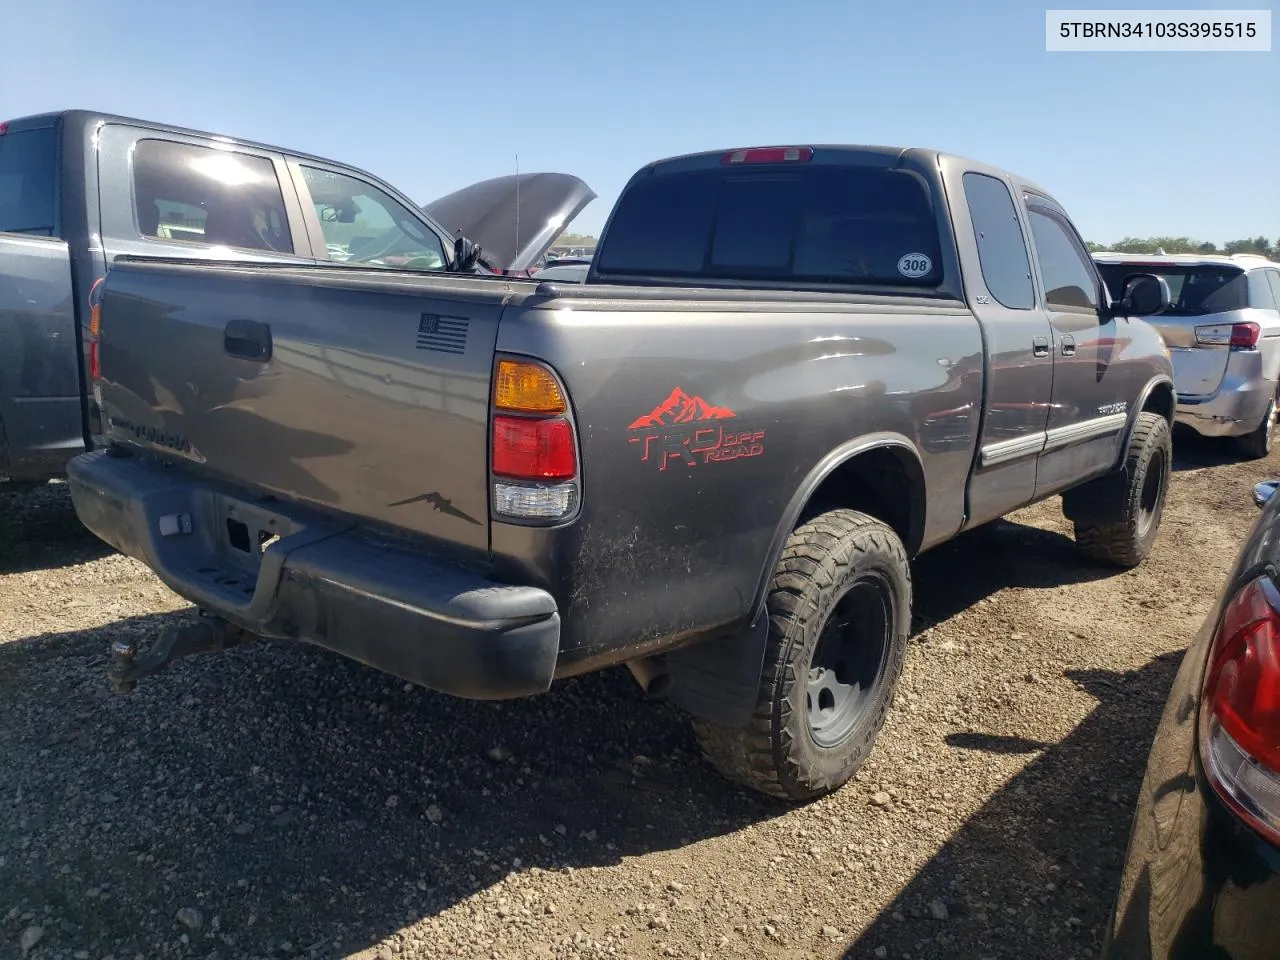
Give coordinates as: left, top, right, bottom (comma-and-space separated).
3, 0, 1275, 243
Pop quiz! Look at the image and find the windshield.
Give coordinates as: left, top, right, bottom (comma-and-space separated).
1097, 263, 1248, 316
595, 164, 943, 288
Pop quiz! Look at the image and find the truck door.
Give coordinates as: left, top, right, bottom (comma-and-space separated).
953, 170, 1056, 528
1022, 193, 1129, 497
0, 121, 84, 481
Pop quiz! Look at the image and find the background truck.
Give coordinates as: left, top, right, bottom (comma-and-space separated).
69, 143, 1176, 801
0, 109, 593, 484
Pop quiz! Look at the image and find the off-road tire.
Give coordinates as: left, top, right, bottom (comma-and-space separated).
1074, 412, 1172, 569
692, 509, 911, 802
1236, 397, 1276, 461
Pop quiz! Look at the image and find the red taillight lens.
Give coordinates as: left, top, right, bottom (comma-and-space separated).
721, 146, 814, 165
1200, 575, 1280, 844
1231, 322, 1261, 348
0, 121, 9, 136
89, 302, 102, 380
492, 415, 576, 480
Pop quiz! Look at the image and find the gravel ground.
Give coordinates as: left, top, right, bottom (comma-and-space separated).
0, 433, 1271, 960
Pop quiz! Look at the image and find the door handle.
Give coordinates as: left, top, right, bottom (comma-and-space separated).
1061, 335, 1076, 357
1033, 336, 1050, 358
224, 319, 272, 362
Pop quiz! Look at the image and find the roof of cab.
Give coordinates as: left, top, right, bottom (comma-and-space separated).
4, 108, 347, 169
636, 143, 1058, 203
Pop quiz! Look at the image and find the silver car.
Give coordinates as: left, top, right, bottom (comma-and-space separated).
1096, 253, 1280, 458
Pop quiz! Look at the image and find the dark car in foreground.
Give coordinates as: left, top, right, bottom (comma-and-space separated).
1104, 478, 1280, 959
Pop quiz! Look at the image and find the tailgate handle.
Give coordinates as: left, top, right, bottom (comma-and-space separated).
224, 319, 272, 362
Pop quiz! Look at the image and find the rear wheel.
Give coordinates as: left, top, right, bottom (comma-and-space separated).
692, 510, 911, 801
1236, 396, 1277, 461
1073, 412, 1172, 568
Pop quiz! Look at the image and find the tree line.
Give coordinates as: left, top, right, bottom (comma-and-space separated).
1083, 236, 1276, 257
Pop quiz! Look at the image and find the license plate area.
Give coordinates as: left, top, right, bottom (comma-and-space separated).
211, 495, 305, 581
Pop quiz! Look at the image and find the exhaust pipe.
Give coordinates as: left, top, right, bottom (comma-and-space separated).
626, 656, 672, 699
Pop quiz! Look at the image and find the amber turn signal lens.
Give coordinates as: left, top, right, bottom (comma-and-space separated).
90, 303, 101, 337
494, 359, 566, 414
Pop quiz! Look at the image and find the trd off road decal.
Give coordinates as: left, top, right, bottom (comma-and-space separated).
627, 387, 766, 471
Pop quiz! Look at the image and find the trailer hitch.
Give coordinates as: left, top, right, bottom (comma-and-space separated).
107, 616, 252, 694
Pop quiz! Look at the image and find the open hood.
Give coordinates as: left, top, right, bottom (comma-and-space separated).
423, 172, 596, 274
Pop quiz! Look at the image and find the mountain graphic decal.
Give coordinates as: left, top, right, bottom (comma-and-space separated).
628, 388, 737, 429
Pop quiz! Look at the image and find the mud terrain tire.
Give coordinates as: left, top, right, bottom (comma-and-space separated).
693, 509, 911, 802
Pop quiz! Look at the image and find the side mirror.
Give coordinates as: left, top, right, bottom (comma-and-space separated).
454, 236, 483, 272
1254, 480, 1280, 509
1114, 273, 1171, 317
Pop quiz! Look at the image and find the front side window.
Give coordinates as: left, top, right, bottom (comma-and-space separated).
962, 172, 1034, 309
301, 166, 446, 271
132, 139, 293, 253
1028, 209, 1099, 311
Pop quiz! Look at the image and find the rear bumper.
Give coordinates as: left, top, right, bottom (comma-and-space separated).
66, 450, 561, 700
1175, 360, 1275, 438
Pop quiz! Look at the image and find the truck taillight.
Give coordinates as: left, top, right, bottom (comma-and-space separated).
1195, 322, 1260, 349
1200, 574, 1280, 846
89, 302, 102, 382
491, 359, 579, 521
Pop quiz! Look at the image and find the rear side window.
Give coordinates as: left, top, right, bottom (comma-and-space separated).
1247, 270, 1278, 311
132, 139, 293, 253
1097, 264, 1249, 316
1267, 271, 1280, 310
962, 172, 1034, 309
0, 127, 57, 237
596, 165, 943, 287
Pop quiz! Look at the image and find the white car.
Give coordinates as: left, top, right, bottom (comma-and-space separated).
1096, 253, 1280, 458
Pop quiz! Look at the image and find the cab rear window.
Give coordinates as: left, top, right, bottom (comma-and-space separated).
0, 127, 57, 237
595, 165, 943, 287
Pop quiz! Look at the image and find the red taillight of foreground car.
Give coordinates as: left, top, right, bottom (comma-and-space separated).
1200, 574, 1280, 845
490, 358, 579, 521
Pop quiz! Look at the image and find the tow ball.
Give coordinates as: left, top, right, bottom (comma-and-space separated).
107, 615, 251, 694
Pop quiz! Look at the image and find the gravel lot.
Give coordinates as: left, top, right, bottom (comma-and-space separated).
0, 434, 1270, 960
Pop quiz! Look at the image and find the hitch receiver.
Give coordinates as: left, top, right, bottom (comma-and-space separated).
108, 616, 252, 694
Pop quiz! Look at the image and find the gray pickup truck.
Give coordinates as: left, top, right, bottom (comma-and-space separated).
68, 144, 1177, 801
0, 109, 593, 485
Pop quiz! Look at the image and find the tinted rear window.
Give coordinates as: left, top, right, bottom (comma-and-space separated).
596, 165, 943, 287
0, 127, 57, 236
1097, 263, 1248, 316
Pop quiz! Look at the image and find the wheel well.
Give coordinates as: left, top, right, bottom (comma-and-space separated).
1142, 381, 1175, 424
796, 446, 925, 555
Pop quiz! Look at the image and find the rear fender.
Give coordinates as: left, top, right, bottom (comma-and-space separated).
665, 433, 925, 726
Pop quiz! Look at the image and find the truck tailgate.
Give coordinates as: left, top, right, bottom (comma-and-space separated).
95, 259, 510, 550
